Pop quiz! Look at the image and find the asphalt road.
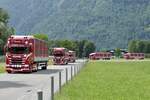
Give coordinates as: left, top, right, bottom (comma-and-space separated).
0, 59, 86, 100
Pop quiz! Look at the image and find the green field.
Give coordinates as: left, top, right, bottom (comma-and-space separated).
55, 60, 150, 100
0, 63, 5, 73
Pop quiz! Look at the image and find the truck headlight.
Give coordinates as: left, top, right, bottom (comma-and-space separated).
25, 41, 28, 44
24, 54, 27, 57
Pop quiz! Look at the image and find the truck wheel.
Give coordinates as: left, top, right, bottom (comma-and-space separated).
66, 61, 68, 65
42, 66, 47, 70
42, 67, 47, 70
42, 62, 47, 70
7, 70, 12, 74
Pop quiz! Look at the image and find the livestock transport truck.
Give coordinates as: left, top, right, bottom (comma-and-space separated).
68, 50, 76, 63
89, 52, 112, 60
123, 53, 145, 60
5, 35, 49, 73
52, 48, 69, 65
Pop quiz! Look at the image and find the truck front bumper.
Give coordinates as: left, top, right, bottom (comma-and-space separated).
6, 64, 31, 72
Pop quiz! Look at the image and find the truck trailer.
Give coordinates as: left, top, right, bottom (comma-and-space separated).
52, 48, 69, 65
123, 53, 144, 60
89, 52, 112, 60
5, 35, 49, 73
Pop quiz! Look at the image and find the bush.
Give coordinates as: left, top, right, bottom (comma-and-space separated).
145, 54, 150, 58
0, 56, 5, 62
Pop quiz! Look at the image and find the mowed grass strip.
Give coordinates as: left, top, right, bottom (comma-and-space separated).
0, 63, 5, 73
55, 60, 150, 100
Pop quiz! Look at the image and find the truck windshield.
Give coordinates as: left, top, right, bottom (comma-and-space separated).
8, 47, 29, 54
69, 55, 73, 57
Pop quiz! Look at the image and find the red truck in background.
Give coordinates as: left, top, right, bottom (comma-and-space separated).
89, 52, 112, 60
89, 53, 97, 60
68, 50, 76, 63
5, 35, 49, 73
52, 48, 69, 65
124, 53, 145, 60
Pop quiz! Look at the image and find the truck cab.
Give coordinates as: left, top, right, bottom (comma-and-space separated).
5, 35, 48, 73
52, 48, 69, 65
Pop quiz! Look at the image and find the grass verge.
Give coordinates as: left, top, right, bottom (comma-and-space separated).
55, 60, 150, 100
0, 63, 5, 73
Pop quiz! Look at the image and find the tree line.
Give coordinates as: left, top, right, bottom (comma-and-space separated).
34, 34, 96, 58
0, 8, 15, 55
128, 40, 150, 53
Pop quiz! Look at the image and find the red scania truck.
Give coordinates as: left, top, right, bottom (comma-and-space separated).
124, 53, 145, 60
68, 50, 76, 63
52, 47, 69, 65
5, 35, 49, 73
89, 52, 112, 60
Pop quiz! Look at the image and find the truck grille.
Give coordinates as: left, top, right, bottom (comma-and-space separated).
11, 59, 22, 64
56, 59, 61, 63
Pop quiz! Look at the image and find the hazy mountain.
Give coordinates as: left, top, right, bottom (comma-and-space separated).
0, 0, 150, 50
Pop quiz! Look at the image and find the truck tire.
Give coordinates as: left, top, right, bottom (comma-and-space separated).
42, 66, 47, 70
43, 67, 47, 70
66, 61, 68, 65
7, 70, 12, 74
42, 62, 47, 70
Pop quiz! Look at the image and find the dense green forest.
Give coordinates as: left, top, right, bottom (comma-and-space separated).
0, 0, 150, 50
128, 40, 150, 53
0, 8, 14, 55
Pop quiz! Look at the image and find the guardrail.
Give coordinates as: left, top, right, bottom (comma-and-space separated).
17, 60, 88, 100
40, 60, 87, 100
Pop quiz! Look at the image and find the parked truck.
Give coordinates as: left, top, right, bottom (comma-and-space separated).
123, 53, 145, 60
89, 53, 97, 60
5, 35, 49, 73
89, 52, 112, 60
68, 50, 76, 63
52, 48, 69, 65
